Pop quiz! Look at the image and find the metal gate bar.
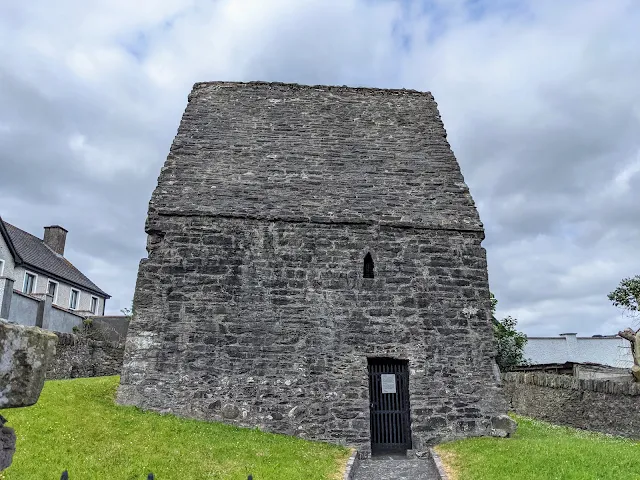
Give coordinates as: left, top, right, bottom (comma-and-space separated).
368, 358, 411, 454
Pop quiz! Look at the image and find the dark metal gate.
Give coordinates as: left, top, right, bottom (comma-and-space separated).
367, 358, 412, 454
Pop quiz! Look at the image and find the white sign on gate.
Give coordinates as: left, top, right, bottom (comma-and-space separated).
380, 374, 396, 394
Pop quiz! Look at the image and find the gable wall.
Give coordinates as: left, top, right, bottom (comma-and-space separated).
0, 231, 16, 309
118, 215, 506, 453
0, 230, 15, 279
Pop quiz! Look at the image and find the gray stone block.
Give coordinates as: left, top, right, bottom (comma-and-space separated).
491, 414, 517, 437
0, 320, 57, 409
0, 422, 16, 471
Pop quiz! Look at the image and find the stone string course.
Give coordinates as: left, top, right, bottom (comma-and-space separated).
47, 332, 124, 380
117, 81, 508, 455
503, 372, 640, 438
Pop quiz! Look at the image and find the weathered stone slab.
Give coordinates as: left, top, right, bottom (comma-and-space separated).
490, 414, 517, 437
0, 320, 57, 408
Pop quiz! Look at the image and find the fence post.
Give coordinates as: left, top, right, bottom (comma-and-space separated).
35, 294, 53, 329
0, 278, 13, 320
42, 294, 53, 330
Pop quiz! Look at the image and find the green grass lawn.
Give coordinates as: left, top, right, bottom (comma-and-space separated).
436, 415, 640, 480
0, 376, 351, 480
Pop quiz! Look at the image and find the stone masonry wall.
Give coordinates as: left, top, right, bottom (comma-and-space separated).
47, 332, 124, 380
146, 81, 484, 232
503, 372, 640, 438
117, 81, 508, 455
118, 216, 506, 453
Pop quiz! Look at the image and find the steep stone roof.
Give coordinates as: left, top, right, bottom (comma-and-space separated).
150, 81, 483, 232
0, 219, 110, 298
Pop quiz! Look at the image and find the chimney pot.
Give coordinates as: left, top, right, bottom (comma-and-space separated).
43, 225, 68, 256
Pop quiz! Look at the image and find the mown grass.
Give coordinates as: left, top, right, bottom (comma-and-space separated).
436, 414, 640, 480
0, 376, 351, 480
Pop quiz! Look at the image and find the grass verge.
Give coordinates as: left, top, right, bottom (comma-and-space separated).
0, 376, 351, 480
435, 414, 640, 480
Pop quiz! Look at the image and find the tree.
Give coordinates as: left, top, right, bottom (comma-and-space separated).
120, 300, 134, 317
608, 275, 640, 317
490, 292, 528, 371
608, 275, 640, 381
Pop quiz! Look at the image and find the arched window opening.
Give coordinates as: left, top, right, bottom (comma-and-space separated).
363, 252, 374, 279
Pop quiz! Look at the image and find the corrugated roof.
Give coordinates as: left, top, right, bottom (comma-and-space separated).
1, 219, 109, 298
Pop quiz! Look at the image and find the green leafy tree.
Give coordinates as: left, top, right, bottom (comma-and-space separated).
608, 275, 640, 316
608, 275, 640, 381
490, 292, 528, 371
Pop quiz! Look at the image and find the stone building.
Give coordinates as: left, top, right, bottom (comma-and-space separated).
117, 81, 509, 455
0, 217, 111, 333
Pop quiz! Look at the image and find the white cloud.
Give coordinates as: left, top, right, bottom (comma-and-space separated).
0, 0, 639, 336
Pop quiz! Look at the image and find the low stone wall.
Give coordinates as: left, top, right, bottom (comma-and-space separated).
46, 332, 124, 380
503, 372, 640, 438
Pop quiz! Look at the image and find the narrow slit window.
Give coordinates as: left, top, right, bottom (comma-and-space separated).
363, 252, 374, 279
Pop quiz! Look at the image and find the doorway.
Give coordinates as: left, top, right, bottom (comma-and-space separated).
367, 357, 412, 454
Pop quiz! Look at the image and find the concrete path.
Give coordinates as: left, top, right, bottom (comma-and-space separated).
353, 455, 440, 480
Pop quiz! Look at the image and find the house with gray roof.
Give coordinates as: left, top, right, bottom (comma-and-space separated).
0, 216, 110, 321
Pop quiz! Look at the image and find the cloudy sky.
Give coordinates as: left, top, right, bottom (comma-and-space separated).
1, 0, 638, 336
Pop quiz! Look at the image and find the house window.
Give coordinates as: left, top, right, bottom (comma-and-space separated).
90, 296, 98, 314
23, 272, 37, 294
0, 259, 4, 276
47, 280, 58, 303
69, 289, 80, 310
363, 252, 374, 279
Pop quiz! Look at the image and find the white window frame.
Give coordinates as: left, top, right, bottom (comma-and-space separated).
47, 280, 59, 304
0, 259, 4, 277
69, 288, 80, 310
90, 296, 99, 315
23, 271, 38, 295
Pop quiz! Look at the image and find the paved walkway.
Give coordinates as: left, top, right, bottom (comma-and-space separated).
353, 455, 439, 480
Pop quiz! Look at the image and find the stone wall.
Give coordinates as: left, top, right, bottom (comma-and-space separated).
117, 81, 508, 455
89, 316, 131, 343
119, 215, 506, 453
503, 372, 640, 438
1, 286, 85, 334
47, 332, 124, 380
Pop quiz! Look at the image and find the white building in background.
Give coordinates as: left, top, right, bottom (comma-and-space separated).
524, 333, 634, 369
0, 216, 110, 316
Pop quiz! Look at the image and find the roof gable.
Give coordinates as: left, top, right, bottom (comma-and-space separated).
0, 218, 22, 263
0, 217, 109, 298
149, 81, 483, 232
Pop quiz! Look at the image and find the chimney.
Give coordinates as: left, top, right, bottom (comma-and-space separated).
559, 333, 579, 362
43, 225, 68, 256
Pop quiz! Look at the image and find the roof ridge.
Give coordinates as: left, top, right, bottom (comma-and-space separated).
191, 80, 434, 97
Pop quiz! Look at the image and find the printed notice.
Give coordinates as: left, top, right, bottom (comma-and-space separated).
380, 374, 396, 394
